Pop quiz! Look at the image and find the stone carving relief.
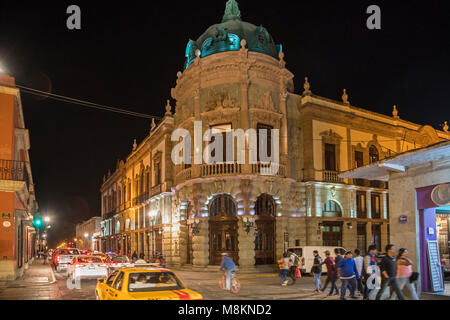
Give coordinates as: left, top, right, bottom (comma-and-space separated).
204, 93, 237, 112
253, 91, 277, 112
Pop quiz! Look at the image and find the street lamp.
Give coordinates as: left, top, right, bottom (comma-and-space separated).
44, 216, 50, 223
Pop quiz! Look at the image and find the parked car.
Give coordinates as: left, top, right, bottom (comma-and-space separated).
95, 267, 203, 300
53, 248, 81, 272
287, 246, 346, 274
67, 255, 109, 280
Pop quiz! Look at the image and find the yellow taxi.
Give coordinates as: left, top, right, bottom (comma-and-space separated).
90, 252, 108, 262
94, 267, 203, 300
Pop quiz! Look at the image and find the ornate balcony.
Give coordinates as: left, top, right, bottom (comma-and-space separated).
201, 162, 242, 177
0, 159, 30, 192
322, 170, 343, 183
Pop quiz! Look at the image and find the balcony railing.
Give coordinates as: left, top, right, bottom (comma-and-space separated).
201, 162, 242, 177
251, 162, 286, 177
0, 159, 30, 192
322, 170, 343, 183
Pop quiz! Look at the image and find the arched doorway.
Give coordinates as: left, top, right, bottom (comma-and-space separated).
254, 194, 276, 265
209, 194, 239, 265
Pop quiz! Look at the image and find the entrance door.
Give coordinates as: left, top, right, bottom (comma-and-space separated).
254, 194, 276, 265
209, 195, 239, 265
322, 221, 343, 246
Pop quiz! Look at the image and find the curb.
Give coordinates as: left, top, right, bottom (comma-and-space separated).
1, 264, 57, 288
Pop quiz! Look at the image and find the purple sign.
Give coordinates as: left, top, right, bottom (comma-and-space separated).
399, 215, 408, 224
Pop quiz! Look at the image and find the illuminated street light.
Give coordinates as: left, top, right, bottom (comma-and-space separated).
44, 216, 50, 223
84, 233, 88, 238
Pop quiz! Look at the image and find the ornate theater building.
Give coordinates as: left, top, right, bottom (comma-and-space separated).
99, 1, 450, 270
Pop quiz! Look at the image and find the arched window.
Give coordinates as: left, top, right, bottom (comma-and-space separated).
255, 194, 275, 217
369, 145, 379, 164
323, 200, 342, 217
209, 194, 237, 217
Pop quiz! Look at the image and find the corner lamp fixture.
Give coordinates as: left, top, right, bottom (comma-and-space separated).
347, 222, 353, 229
243, 216, 256, 234
318, 222, 323, 230
190, 218, 201, 236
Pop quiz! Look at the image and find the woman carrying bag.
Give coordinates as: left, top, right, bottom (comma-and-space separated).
391, 248, 419, 300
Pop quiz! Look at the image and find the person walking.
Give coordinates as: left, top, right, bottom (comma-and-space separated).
159, 254, 166, 268
288, 249, 300, 285
220, 253, 236, 291
278, 252, 291, 286
320, 250, 338, 296
354, 249, 364, 295
362, 244, 378, 300
391, 248, 419, 300
336, 251, 360, 300
376, 244, 405, 300
334, 248, 343, 294
311, 250, 323, 292
131, 250, 138, 262
139, 252, 145, 260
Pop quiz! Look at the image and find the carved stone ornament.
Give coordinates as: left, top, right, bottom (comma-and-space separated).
342, 89, 350, 105
255, 91, 276, 111
443, 121, 448, 133
132, 139, 137, 151
303, 77, 311, 96
392, 105, 399, 119
279, 51, 286, 69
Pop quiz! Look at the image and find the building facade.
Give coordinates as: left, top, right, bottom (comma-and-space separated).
341, 140, 450, 294
75, 216, 102, 251
0, 73, 38, 279
99, 0, 449, 270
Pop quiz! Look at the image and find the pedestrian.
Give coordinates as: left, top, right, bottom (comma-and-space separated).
278, 252, 291, 286
139, 252, 145, 260
362, 244, 378, 300
390, 248, 419, 300
375, 244, 405, 300
334, 248, 343, 294
159, 254, 166, 268
354, 248, 364, 295
131, 250, 138, 262
311, 250, 322, 292
320, 250, 339, 296
220, 253, 236, 291
288, 249, 300, 285
336, 251, 360, 300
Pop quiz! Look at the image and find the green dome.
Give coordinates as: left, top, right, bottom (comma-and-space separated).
184, 0, 281, 69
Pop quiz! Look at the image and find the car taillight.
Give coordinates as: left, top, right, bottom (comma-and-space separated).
56, 255, 60, 262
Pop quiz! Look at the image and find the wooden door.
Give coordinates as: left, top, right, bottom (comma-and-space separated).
255, 219, 275, 264
209, 219, 238, 265
322, 221, 343, 246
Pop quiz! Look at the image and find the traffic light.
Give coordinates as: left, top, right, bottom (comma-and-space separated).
33, 216, 43, 229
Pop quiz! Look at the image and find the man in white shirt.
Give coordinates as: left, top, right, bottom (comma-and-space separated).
354, 248, 364, 295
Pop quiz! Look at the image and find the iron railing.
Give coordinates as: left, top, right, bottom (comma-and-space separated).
0, 159, 29, 184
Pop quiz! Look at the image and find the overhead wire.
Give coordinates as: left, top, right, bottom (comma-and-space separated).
16, 85, 162, 120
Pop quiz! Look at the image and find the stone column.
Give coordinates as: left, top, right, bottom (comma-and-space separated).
192, 219, 209, 268
237, 218, 255, 270
275, 216, 288, 261
367, 191, 372, 219
366, 222, 372, 249
342, 223, 357, 250
239, 63, 251, 175
381, 223, 389, 250
279, 91, 289, 177
178, 222, 188, 266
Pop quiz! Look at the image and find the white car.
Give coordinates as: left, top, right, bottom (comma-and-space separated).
287, 246, 347, 274
67, 255, 109, 280
108, 255, 134, 271
55, 248, 81, 272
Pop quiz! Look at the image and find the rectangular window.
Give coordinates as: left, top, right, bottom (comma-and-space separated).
356, 191, 367, 218
209, 123, 232, 162
371, 193, 381, 219
257, 123, 273, 162
155, 162, 161, 185
324, 143, 336, 171
354, 151, 364, 168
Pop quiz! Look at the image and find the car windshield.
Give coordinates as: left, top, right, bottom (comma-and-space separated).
128, 272, 184, 292
60, 249, 79, 255
112, 256, 129, 263
76, 257, 103, 263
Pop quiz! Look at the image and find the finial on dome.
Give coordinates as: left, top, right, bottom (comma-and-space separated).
392, 105, 399, 119
165, 100, 172, 116
342, 89, 350, 105
132, 139, 137, 151
222, 0, 241, 23
443, 121, 449, 133
302, 77, 311, 96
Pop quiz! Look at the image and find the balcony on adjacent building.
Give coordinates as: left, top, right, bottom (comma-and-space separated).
0, 159, 30, 192
354, 178, 387, 189
322, 170, 343, 183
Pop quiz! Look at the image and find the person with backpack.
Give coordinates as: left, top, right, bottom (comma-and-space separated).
320, 250, 339, 296
288, 249, 300, 285
311, 250, 323, 292
362, 244, 378, 300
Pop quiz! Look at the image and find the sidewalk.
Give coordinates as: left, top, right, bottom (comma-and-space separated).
0, 258, 56, 288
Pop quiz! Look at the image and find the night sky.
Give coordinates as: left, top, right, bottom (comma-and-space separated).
0, 0, 449, 247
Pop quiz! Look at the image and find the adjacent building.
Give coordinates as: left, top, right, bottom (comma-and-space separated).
0, 73, 38, 279
341, 140, 450, 295
99, 0, 450, 270
75, 216, 102, 251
